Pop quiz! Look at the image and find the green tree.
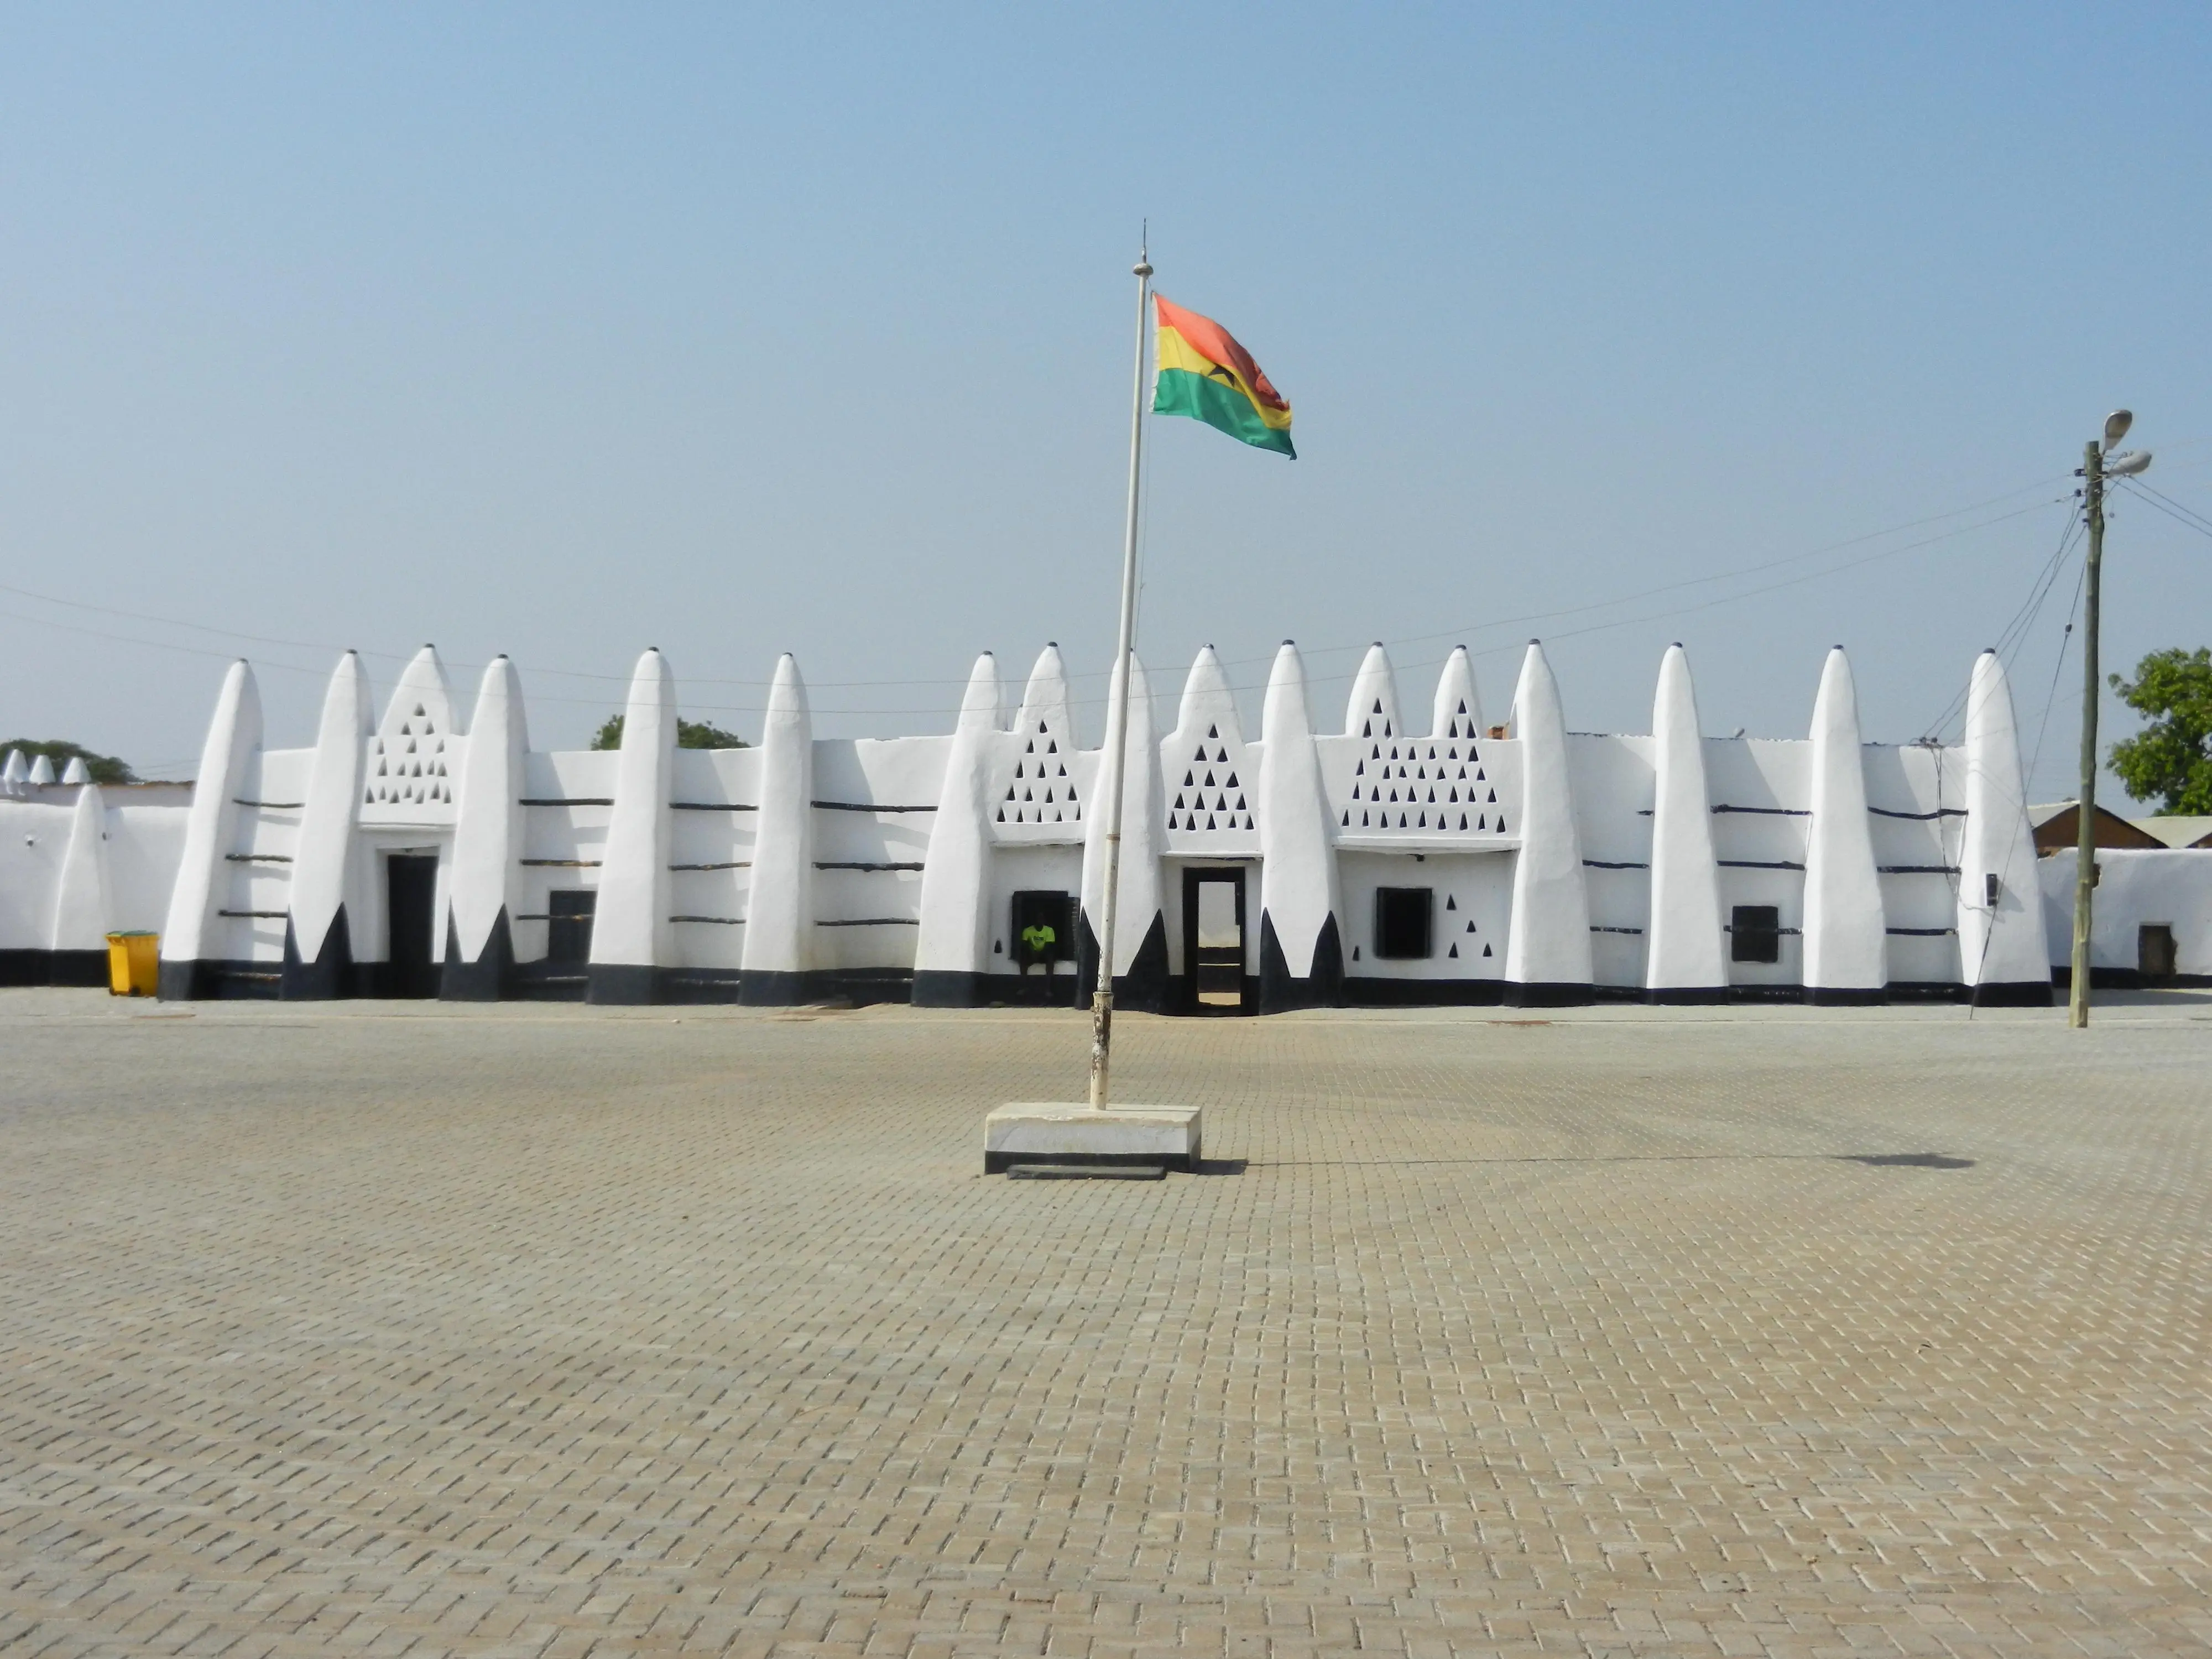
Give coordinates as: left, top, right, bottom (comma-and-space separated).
0, 738, 137, 784
590, 715, 749, 752
2108, 646, 2212, 814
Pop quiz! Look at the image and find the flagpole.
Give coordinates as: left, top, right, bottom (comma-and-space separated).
1088, 237, 1152, 1112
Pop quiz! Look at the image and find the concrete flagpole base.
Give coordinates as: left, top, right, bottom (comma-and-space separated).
984, 1103, 1201, 1174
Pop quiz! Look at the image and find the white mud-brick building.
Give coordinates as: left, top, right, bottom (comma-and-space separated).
2, 630, 2112, 1008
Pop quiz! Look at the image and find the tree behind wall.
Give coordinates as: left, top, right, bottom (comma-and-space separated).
0, 739, 137, 784
590, 716, 749, 751
2109, 646, 2212, 815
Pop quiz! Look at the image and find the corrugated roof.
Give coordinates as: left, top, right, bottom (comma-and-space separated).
2133, 815, 2212, 849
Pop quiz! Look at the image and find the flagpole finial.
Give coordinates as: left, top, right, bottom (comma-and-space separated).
1135, 220, 1151, 280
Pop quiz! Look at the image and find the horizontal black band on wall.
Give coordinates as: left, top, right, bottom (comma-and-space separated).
2051, 965, 2212, 992
585, 963, 659, 1005
1885, 980, 1978, 1002
1723, 983, 1818, 1004
1886, 926, 1956, 936
519, 798, 614, 807
521, 859, 601, 867
912, 970, 1084, 1009
225, 853, 293, 863
1970, 979, 2054, 1008
156, 958, 281, 1000
1583, 859, 1648, 869
671, 861, 748, 870
911, 969, 984, 1008
671, 802, 756, 811
508, 961, 587, 1001
815, 917, 920, 926
1664, 804, 1966, 821
218, 909, 287, 919
1577, 979, 1953, 1006
813, 861, 925, 872
1877, 865, 1960, 875
1723, 982, 1965, 1005
1341, 977, 1506, 1008
670, 915, 743, 925
735, 967, 916, 1007
811, 801, 936, 812
1504, 980, 1596, 1008
0, 949, 109, 989
231, 799, 304, 809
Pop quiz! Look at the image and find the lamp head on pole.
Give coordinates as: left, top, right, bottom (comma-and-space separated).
2103, 409, 2133, 451
2106, 450, 2153, 477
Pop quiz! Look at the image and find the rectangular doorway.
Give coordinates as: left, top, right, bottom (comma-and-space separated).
2139, 923, 2178, 980
1010, 890, 1077, 977
384, 853, 441, 998
1182, 867, 1249, 1014
547, 889, 597, 966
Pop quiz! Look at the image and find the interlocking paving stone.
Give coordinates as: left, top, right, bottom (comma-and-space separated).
2, 987, 2209, 1656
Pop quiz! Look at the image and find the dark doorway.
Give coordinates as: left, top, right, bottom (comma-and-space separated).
384, 854, 441, 998
1010, 890, 1077, 976
2139, 923, 2178, 979
547, 889, 597, 966
1181, 867, 1250, 1014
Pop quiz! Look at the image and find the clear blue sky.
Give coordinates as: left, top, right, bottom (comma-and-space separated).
4, 3, 2208, 802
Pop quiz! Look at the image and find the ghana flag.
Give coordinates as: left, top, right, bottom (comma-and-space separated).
1152, 294, 1295, 457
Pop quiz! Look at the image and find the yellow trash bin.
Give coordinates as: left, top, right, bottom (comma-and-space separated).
107, 932, 160, 997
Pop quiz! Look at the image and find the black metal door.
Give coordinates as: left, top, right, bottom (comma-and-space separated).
1181, 867, 1249, 1014
384, 854, 441, 999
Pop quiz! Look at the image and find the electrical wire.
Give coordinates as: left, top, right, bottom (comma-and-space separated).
2114, 479, 2212, 541
1, 491, 2072, 734
2026, 568, 2088, 803
0, 473, 2086, 779
1965, 558, 2088, 1020
1917, 502, 2083, 743
8, 493, 2062, 726
0, 472, 2074, 698
1229, 476, 2076, 669
2126, 477, 2212, 533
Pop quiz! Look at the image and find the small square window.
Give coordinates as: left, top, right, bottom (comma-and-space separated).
1730, 904, 1781, 964
1374, 888, 1433, 959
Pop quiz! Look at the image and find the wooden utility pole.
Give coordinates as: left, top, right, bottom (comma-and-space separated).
2068, 439, 2103, 1028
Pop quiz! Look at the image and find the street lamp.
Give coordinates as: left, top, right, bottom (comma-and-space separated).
2069, 412, 2153, 1027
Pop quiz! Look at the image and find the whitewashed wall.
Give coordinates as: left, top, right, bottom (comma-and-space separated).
2040, 849, 2212, 980
2, 640, 2091, 1006
0, 785, 191, 981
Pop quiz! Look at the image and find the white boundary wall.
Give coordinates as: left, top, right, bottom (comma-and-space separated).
2040, 848, 2212, 980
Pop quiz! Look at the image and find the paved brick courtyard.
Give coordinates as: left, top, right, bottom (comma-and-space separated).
3, 988, 2209, 1657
